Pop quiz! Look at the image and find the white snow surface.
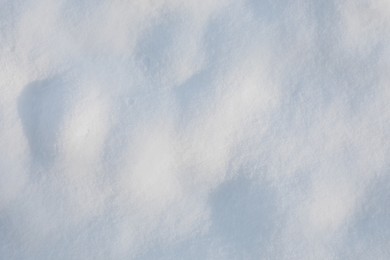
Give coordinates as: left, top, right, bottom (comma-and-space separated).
1, 0, 390, 259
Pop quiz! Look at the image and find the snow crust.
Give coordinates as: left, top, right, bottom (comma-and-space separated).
1, 0, 390, 259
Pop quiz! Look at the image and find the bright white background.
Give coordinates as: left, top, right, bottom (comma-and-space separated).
1, 0, 389, 259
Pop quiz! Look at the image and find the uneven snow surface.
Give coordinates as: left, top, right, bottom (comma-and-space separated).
1, 0, 390, 259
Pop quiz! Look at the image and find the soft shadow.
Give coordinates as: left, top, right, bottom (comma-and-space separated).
209, 174, 277, 258
18, 77, 69, 168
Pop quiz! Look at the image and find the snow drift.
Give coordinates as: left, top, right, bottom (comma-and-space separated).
1, 0, 390, 259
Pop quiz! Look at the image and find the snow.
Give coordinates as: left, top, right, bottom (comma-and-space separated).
1, 0, 390, 259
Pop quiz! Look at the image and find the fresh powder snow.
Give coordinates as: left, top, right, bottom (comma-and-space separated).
1, 0, 390, 259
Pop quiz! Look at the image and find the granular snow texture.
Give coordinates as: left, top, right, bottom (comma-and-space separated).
1, 0, 390, 259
